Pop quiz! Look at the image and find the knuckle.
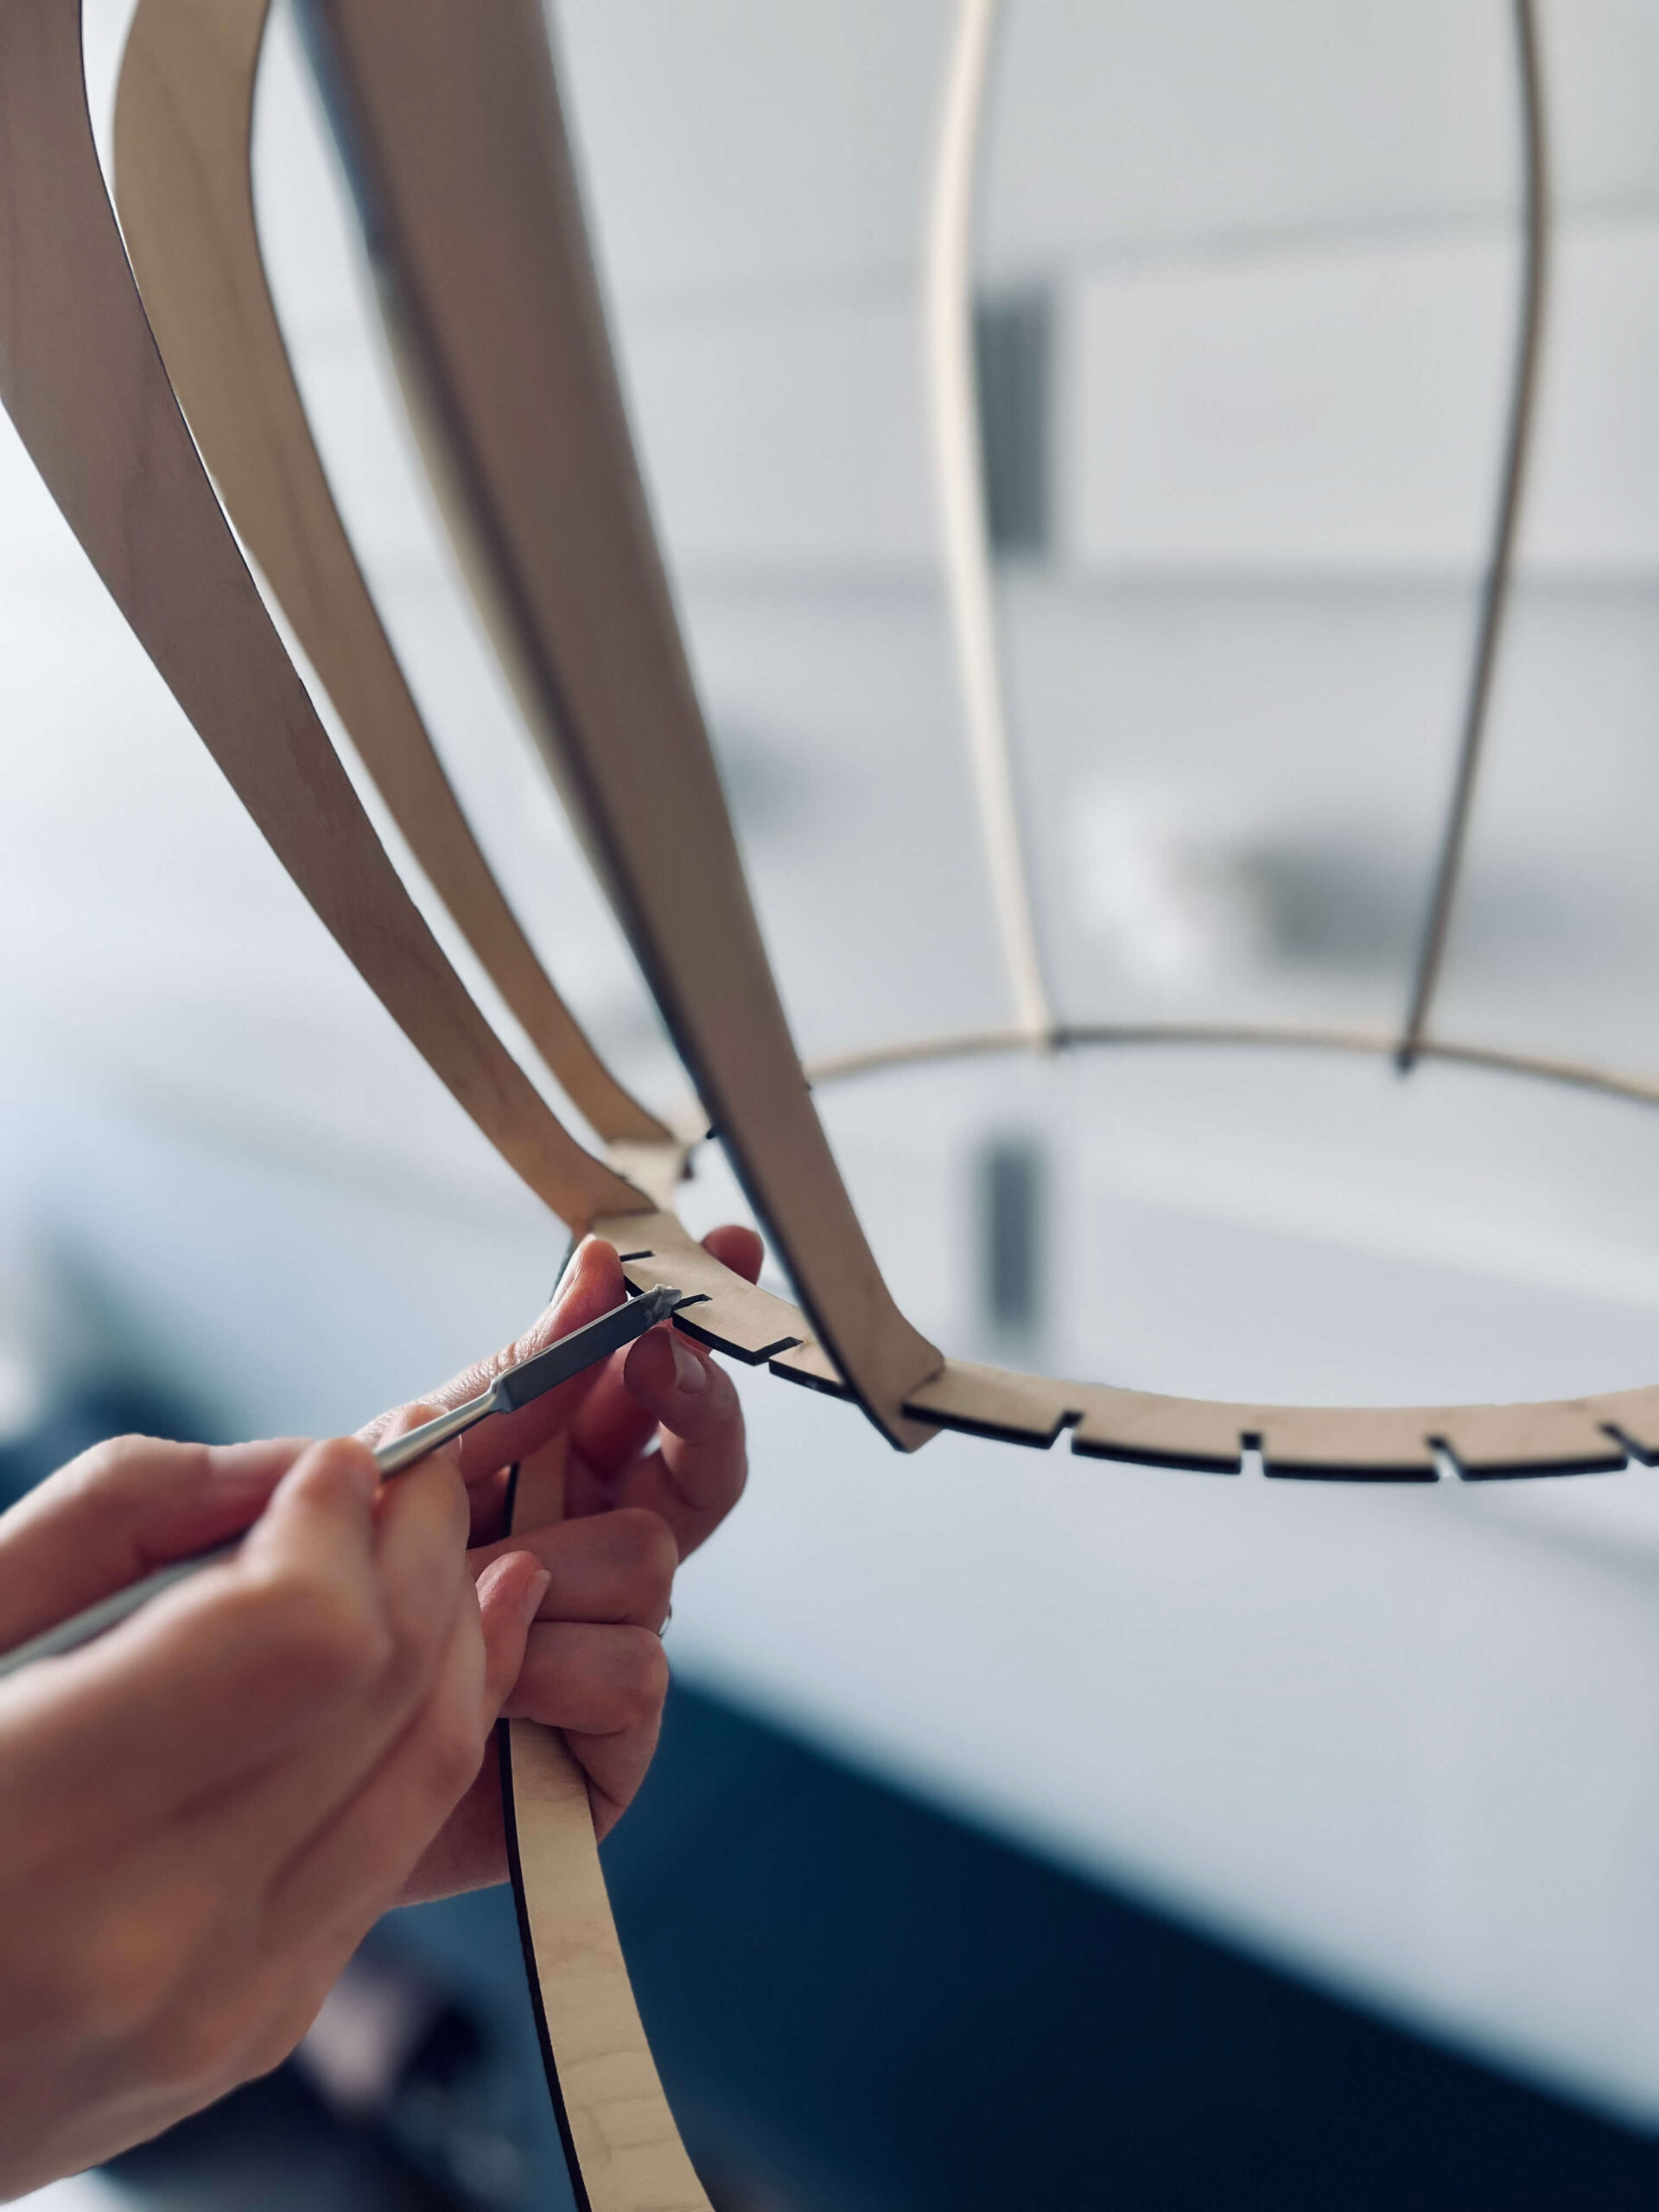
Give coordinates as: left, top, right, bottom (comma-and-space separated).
485, 1339, 527, 1386
67, 1432, 191, 1506
610, 1509, 678, 1609
480, 1316, 550, 1391
71, 1433, 143, 1489
423, 1696, 486, 1807
614, 1627, 670, 1726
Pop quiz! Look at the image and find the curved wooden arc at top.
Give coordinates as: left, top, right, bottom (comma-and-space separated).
111, 0, 673, 1152
804, 1017, 1659, 1119
1397, 0, 1549, 1069
300, 0, 943, 1453
0, 0, 647, 1236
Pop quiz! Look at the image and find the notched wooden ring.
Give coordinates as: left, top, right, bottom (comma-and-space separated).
596, 1209, 1651, 1489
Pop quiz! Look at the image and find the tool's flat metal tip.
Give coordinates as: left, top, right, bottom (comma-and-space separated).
495, 1286, 690, 1411
629, 1281, 702, 1320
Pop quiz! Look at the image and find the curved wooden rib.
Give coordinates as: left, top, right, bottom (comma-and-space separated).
0, 0, 646, 1236
925, 0, 1052, 1042
302, 0, 942, 1452
1397, 0, 1549, 1069
500, 1440, 712, 2212
594, 1207, 1653, 1480
804, 1018, 1659, 1118
111, 0, 672, 1151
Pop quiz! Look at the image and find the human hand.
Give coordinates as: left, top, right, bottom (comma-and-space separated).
368, 1225, 762, 1901
0, 1422, 547, 2194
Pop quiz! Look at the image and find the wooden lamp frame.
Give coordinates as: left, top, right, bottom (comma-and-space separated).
0, 0, 1644, 2202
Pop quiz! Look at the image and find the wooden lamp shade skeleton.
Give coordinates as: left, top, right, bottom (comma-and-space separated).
0, 0, 1647, 2200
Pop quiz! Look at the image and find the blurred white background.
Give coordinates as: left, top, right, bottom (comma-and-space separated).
12, 0, 1659, 2155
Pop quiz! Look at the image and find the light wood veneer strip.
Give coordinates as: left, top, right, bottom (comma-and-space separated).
594, 1224, 1645, 1480
99, 14, 704, 2202
500, 1440, 712, 2212
304, 0, 942, 1451
0, 0, 646, 1236
1589, 1387, 1659, 1465
111, 0, 671, 1150
925, 0, 1052, 1042
593, 1209, 815, 1368
1430, 1402, 1625, 1479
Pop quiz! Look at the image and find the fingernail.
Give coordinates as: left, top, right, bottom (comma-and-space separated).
670, 1332, 708, 1395
520, 1567, 551, 1630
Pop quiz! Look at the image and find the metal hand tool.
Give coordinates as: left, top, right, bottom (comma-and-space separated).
0, 1284, 690, 1681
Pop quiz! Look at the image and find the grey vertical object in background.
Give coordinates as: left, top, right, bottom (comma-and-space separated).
973, 290, 1051, 558
978, 1134, 1046, 1341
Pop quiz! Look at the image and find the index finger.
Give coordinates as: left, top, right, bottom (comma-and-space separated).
565, 1328, 747, 1560
358, 1238, 629, 1496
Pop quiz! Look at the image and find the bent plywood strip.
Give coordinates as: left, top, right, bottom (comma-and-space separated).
769, 1338, 856, 1401
1431, 1402, 1625, 1479
0, 0, 645, 1238
925, 0, 1052, 1043
501, 1441, 712, 2212
111, 0, 671, 1152
1589, 1386, 1659, 1464
592, 1209, 811, 1368
590, 1221, 1645, 1482
1255, 1407, 1439, 1481
303, 0, 942, 1452
903, 1359, 1075, 1449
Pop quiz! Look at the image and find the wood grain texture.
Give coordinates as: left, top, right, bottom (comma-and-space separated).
303, 0, 942, 1451
592, 1208, 815, 1367
111, 0, 671, 1151
0, 0, 645, 1236
500, 1440, 712, 2212
604, 1141, 695, 1215
14, 0, 1647, 1490
591, 1219, 1645, 1479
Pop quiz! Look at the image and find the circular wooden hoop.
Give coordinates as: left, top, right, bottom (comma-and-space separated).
806, 1020, 1659, 1119
603, 1013, 1659, 1486
599, 1017, 1659, 1483
596, 1194, 1658, 1483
